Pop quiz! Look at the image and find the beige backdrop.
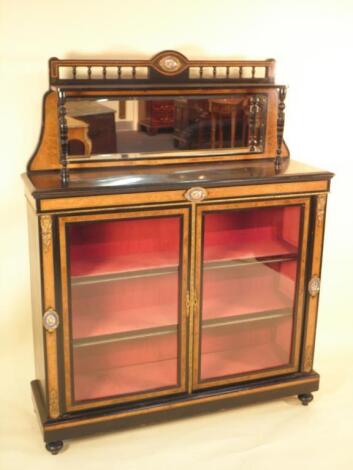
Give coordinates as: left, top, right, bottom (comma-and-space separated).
1, 0, 353, 468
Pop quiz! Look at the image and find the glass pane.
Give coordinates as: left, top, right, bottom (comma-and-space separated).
199, 205, 301, 382
65, 95, 267, 160
67, 216, 182, 402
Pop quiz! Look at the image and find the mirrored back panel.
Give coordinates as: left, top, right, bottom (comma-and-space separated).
66, 95, 268, 161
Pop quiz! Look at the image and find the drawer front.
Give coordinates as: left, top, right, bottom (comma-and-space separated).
150, 100, 174, 111
151, 113, 175, 125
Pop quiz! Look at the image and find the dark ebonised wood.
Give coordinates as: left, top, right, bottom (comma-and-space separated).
23, 159, 333, 201
45, 440, 64, 455
298, 393, 314, 406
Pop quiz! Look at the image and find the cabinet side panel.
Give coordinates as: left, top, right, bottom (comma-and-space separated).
301, 194, 327, 372
40, 214, 61, 419
27, 91, 61, 172
27, 202, 47, 403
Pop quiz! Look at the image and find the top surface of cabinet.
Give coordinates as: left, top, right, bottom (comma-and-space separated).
24, 159, 333, 201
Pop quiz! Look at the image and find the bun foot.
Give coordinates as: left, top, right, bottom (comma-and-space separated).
298, 393, 314, 406
45, 440, 64, 455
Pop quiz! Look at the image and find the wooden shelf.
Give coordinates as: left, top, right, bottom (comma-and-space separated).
204, 237, 297, 265
71, 270, 179, 340
203, 308, 292, 329
70, 250, 296, 288
203, 258, 296, 321
73, 325, 178, 348
73, 330, 178, 402
200, 313, 293, 380
204, 253, 297, 271
70, 249, 179, 279
73, 307, 292, 349
71, 254, 296, 342
71, 265, 178, 286
73, 309, 292, 402
69, 209, 297, 283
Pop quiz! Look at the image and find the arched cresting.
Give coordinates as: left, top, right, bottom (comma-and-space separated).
49, 50, 276, 85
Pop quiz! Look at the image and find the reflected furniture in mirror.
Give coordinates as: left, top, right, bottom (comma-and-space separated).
66, 101, 117, 155
66, 117, 92, 156
63, 95, 266, 159
209, 97, 249, 148
138, 100, 175, 135
23, 50, 333, 454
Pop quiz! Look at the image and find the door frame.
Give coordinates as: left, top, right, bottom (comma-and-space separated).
192, 196, 311, 390
58, 206, 190, 413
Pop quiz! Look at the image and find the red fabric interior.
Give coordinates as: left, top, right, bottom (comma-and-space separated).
203, 260, 297, 320
70, 215, 181, 402
71, 260, 296, 339
69, 205, 301, 400
200, 316, 293, 380
71, 272, 179, 339
69, 206, 301, 278
203, 206, 301, 262
199, 206, 299, 380
69, 216, 181, 277
73, 332, 178, 401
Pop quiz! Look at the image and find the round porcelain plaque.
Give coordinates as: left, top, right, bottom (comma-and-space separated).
308, 277, 321, 296
185, 187, 208, 202
43, 309, 60, 332
159, 55, 182, 73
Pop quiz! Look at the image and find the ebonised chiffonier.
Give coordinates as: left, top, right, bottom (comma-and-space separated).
23, 51, 333, 454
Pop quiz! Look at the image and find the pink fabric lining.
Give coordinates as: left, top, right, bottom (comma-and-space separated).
200, 316, 293, 380
74, 332, 178, 401
69, 216, 181, 277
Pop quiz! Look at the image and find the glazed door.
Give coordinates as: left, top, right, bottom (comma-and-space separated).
59, 207, 189, 412
192, 197, 310, 390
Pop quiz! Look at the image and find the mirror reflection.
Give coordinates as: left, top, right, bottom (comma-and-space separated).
66, 96, 267, 159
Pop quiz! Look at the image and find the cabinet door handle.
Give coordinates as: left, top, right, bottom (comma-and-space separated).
193, 295, 199, 315
186, 291, 190, 318
186, 291, 199, 318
